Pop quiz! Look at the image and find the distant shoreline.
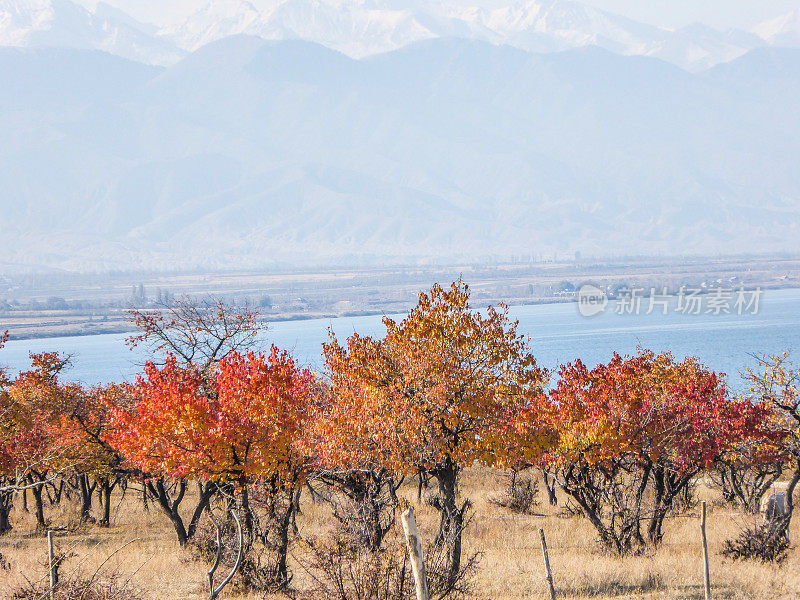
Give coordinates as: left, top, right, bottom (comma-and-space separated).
2, 296, 578, 342
4, 285, 796, 343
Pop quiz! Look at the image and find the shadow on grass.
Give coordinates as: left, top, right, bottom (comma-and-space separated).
560, 576, 738, 599
560, 573, 664, 598
670, 583, 739, 600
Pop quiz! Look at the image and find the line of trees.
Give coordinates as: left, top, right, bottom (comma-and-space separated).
1, 283, 798, 591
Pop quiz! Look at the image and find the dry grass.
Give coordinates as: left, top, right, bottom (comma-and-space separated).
1, 469, 798, 600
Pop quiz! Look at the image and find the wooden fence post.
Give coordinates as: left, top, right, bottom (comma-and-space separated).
47, 529, 56, 600
401, 506, 430, 600
701, 501, 711, 600
539, 528, 556, 600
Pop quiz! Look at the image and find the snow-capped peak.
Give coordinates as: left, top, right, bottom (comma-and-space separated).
0, 0, 184, 63
1, 0, 792, 70
754, 9, 800, 48
149, 0, 765, 70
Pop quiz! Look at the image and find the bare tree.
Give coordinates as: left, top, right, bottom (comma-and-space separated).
127, 296, 266, 373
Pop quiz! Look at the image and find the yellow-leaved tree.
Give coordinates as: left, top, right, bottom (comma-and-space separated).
318, 281, 551, 584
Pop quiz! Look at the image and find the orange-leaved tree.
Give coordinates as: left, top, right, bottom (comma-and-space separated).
547, 350, 775, 554
0, 352, 87, 531
321, 281, 551, 583
55, 383, 130, 526
115, 296, 269, 547
301, 379, 404, 552
108, 347, 313, 581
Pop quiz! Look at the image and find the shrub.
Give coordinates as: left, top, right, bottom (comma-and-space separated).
11, 574, 143, 600
298, 525, 478, 600
188, 510, 290, 594
488, 473, 539, 515
721, 521, 789, 564
299, 534, 409, 600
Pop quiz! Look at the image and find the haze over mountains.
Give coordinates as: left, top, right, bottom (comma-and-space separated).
1, 0, 800, 272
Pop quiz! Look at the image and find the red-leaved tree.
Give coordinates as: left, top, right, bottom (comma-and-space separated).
108, 347, 313, 582
545, 350, 775, 554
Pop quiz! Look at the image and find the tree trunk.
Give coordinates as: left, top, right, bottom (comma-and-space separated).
434, 459, 464, 587
275, 492, 296, 586
239, 476, 254, 543
79, 474, 96, 522
541, 469, 558, 506
147, 478, 189, 546
98, 477, 117, 527
146, 478, 215, 546
0, 489, 12, 534
774, 460, 800, 540
646, 463, 668, 546
187, 481, 216, 540
291, 484, 302, 536
30, 479, 46, 530
56, 479, 64, 504
141, 476, 149, 511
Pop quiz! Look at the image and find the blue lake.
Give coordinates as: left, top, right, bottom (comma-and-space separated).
2, 287, 800, 392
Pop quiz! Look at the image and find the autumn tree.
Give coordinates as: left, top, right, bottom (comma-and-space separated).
113, 297, 267, 546
54, 384, 130, 526
547, 350, 774, 554
0, 352, 84, 531
302, 381, 404, 552
322, 281, 550, 583
745, 353, 800, 540
108, 348, 313, 584
711, 413, 786, 513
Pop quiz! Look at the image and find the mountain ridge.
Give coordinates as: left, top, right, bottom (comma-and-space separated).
3, 0, 800, 71
0, 38, 799, 271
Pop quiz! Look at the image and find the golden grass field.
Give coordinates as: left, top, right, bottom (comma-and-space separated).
0, 467, 797, 600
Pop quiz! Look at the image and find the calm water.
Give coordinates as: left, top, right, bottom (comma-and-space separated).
2, 288, 800, 392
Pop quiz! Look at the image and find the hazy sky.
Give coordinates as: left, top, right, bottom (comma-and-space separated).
83, 0, 799, 30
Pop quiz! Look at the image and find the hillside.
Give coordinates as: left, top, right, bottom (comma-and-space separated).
0, 39, 799, 271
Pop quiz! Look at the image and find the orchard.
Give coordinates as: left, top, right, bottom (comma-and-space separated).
0, 283, 796, 599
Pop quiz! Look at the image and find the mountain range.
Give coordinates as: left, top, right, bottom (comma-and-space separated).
0, 1, 799, 271
1, 34, 799, 271
2, 0, 800, 71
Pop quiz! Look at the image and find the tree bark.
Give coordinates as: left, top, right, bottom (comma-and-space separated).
146, 477, 216, 546
0, 489, 12, 534
98, 476, 118, 527
147, 478, 188, 546
79, 474, 96, 522
434, 458, 464, 587
30, 480, 46, 530
773, 460, 800, 540
275, 493, 296, 586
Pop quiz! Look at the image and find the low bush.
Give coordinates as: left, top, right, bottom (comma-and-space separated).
721, 521, 789, 564
297, 525, 478, 600
488, 473, 539, 515
11, 574, 143, 600
188, 511, 289, 594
